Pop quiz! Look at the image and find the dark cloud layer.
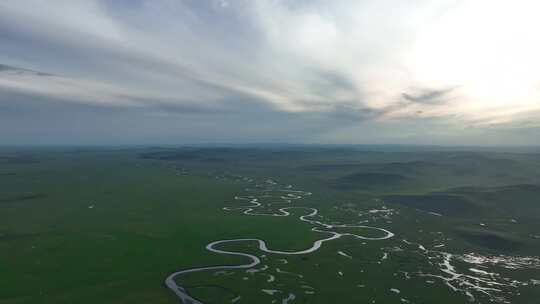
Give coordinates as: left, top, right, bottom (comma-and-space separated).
402, 87, 457, 104
0, 64, 53, 76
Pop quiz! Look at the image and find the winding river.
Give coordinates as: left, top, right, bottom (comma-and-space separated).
165, 179, 395, 303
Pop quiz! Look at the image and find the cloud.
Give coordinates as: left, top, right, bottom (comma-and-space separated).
401, 87, 457, 104
0, 64, 54, 76
0, 0, 539, 145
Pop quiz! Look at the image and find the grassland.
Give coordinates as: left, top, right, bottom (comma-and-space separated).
1, 146, 540, 303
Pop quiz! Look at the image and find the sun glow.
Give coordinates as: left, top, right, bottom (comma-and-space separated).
408, 1, 540, 113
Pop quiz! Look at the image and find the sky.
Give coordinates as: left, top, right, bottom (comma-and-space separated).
1, 0, 540, 146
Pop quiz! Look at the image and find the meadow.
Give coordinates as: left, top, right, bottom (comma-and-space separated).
1, 146, 539, 303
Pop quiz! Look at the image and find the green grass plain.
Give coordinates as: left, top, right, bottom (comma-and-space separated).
1, 147, 540, 303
